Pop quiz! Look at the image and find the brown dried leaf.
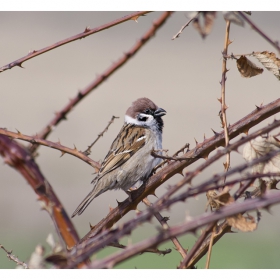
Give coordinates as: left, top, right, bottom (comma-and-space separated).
206, 187, 234, 210
192, 12, 216, 39
253, 51, 280, 80
243, 135, 280, 184
236, 55, 263, 78
227, 213, 257, 232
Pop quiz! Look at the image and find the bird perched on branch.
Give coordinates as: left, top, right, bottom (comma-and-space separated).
72, 97, 166, 217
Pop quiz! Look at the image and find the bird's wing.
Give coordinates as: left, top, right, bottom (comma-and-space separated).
97, 124, 147, 179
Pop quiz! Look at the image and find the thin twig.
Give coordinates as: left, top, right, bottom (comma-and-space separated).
0, 11, 152, 73
142, 198, 187, 259
205, 225, 216, 269
109, 241, 171, 255
0, 244, 29, 269
220, 20, 231, 175
28, 11, 173, 155
172, 12, 200, 40
178, 223, 216, 269
151, 150, 189, 161
237, 12, 280, 54
83, 116, 119, 156
0, 128, 100, 172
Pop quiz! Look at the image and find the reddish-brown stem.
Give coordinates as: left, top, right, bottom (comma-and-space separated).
0, 11, 152, 73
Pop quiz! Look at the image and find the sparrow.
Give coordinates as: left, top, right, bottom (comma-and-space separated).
71, 97, 166, 217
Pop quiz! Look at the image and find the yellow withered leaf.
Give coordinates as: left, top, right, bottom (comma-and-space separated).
253, 51, 280, 80
192, 12, 216, 39
227, 213, 257, 232
236, 55, 263, 78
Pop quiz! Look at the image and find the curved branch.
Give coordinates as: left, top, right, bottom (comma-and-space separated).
0, 128, 100, 172
0, 11, 152, 73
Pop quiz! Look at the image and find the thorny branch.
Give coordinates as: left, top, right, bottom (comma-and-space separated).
0, 11, 152, 73
28, 11, 173, 155
0, 136, 83, 257
220, 20, 231, 174
83, 116, 119, 156
142, 198, 187, 259
0, 128, 100, 172
0, 245, 28, 269
85, 191, 280, 268
172, 12, 200, 40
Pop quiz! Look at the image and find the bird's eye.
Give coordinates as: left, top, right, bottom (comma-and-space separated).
144, 109, 151, 114
138, 115, 147, 122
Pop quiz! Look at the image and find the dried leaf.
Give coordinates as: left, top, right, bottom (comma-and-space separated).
253, 51, 280, 80
227, 213, 257, 232
192, 12, 216, 39
236, 55, 263, 78
243, 135, 280, 184
206, 187, 234, 210
223, 11, 244, 26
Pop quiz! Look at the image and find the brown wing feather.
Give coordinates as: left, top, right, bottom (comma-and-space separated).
97, 124, 146, 179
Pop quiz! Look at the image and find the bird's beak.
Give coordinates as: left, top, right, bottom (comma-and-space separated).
154, 108, 166, 117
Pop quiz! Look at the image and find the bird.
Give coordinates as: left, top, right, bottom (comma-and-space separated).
71, 97, 166, 217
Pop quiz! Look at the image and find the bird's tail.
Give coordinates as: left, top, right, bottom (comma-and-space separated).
71, 190, 96, 218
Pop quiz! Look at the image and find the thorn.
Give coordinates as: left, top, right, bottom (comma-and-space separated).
203, 153, 209, 160
263, 205, 272, 214
116, 199, 122, 206
223, 162, 229, 170
217, 97, 222, 103
73, 144, 77, 151
223, 104, 229, 110
255, 105, 262, 110
89, 222, 95, 230
211, 128, 219, 137
227, 39, 233, 45
162, 216, 170, 222
15, 129, 22, 136
194, 138, 198, 146
219, 80, 222, 85
131, 15, 140, 22
225, 68, 230, 73
109, 205, 114, 212
204, 133, 206, 141
56, 139, 61, 145
17, 62, 24, 69
60, 151, 66, 157
243, 128, 249, 135
84, 26, 91, 33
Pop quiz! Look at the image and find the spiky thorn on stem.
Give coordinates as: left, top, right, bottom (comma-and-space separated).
108, 241, 171, 256
0, 11, 152, 73
0, 128, 100, 172
0, 244, 29, 269
237, 12, 280, 54
142, 198, 187, 259
28, 11, 172, 156
83, 116, 119, 156
151, 149, 190, 162
172, 12, 200, 40
220, 20, 231, 177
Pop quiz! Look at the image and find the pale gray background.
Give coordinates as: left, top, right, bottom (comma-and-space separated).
1, 11, 280, 268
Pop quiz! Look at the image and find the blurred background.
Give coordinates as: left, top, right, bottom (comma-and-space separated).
0, 11, 280, 269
